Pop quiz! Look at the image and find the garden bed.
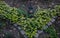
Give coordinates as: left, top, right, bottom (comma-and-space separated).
0, 0, 60, 38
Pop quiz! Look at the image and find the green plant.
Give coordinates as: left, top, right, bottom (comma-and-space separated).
45, 25, 58, 38
0, 1, 59, 38
54, 5, 60, 16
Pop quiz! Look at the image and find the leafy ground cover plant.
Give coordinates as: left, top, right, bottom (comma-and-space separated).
45, 25, 58, 38
0, 1, 59, 38
54, 5, 60, 16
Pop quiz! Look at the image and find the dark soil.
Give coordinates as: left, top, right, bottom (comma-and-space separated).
0, 19, 24, 38
4, 0, 60, 8
55, 16, 60, 38
4, 0, 60, 13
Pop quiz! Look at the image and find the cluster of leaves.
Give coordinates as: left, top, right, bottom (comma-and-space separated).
54, 5, 60, 16
0, 1, 59, 38
45, 25, 58, 38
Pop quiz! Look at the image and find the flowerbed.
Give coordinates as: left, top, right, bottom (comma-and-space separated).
0, 1, 60, 38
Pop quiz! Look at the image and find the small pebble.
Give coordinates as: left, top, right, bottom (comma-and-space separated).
9, 30, 12, 32
14, 24, 17, 26
18, 27, 21, 30
47, 22, 52, 26
38, 30, 43, 34
51, 19, 55, 23
20, 30, 25, 35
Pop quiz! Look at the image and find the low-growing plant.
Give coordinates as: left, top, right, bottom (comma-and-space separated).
54, 5, 60, 16
0, 1, 59, 38
45, 25, 58, 38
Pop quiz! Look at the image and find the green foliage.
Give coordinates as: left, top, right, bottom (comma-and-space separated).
54, 5, 60, 16
17, 8, 28, 17
0, 1, 59, 38
45, 25, 58, 38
